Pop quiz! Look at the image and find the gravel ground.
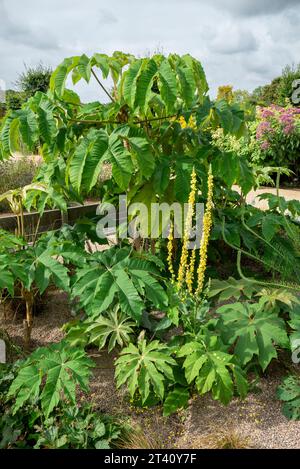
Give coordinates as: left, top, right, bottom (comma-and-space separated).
177, 376, 300, 449
1, 290, 300, 449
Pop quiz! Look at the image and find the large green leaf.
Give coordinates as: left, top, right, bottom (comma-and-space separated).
158, 60, 177, 113
108, 136, 133, 190
115, 338, 176, 403
177, 334, 248, 405
135, 59, 158, 113
127, 137, 155, 179
8, 342, 94, 418
217, 301, 289, 370
122, 59, 143, 108
71, 247, 168, 322
69, 129, 109, 193
18, 109, 38, 149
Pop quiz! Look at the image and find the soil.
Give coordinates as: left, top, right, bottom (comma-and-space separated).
1, 289, 300, 449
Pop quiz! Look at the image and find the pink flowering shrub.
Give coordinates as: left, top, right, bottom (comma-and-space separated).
254, 104, 300, 178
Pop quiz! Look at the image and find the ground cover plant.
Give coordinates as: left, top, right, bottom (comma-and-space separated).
0, 51, 300, 449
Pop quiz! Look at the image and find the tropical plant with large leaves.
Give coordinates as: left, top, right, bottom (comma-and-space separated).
0, 228, 73, 347
0, 51, 251, 218
7, 341, 94, 418
64, 305, 137, 352
70, 246, 168, 322
115, 335, 177, 404
216, 301, 289, 371
177, 332, 248, 405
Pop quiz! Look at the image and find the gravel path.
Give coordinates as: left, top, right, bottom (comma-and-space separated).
177, 376, 300, 449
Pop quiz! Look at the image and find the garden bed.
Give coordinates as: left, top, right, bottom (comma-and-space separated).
2, 289, 300, 450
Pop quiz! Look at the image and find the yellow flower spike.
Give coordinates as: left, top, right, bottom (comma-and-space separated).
186, 247, 197, 294
167, 220, 176, 284
177, 167, 197, 291
188, 115, 197, 130
178, 115, 197, 130
178, 115, 187, 129
196, 166, 214, 295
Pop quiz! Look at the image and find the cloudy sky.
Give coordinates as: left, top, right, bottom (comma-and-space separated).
0, 0, 299, 102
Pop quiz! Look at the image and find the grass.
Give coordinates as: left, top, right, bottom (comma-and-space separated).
190, 427, 252, 449
116, 425, 164, 449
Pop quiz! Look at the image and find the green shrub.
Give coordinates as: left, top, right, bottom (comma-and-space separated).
0, 352, 125, 449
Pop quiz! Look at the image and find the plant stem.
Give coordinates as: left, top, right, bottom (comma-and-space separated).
276, 170, 281, 200
21, 286, 34, 349
91, 69, 114, 102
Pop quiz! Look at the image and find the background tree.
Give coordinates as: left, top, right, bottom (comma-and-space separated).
15, 62, 52, 100
251, 64, 300, 107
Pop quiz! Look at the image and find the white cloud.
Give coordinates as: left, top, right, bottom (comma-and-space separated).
0, 0, 299, 100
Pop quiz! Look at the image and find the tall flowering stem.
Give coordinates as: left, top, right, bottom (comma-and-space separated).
167, 220, 176, 284
196, 166, 214, 295
186, 247, 197, 294
177, 167, 197, 290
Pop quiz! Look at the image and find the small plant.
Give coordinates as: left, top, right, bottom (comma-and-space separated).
277, 376, 300, 420
177, 332, 248, 405
64, 306, 137, 352
0, 341, 128, 449
115, 334, 177, 404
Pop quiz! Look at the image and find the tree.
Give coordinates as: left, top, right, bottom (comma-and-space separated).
251, 64, 300, 107
251, 77, 281, 106
5, 90, 25, 111
278, 64, 300, 104
15, 63, 52, 99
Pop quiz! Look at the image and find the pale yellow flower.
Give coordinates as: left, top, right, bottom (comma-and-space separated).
167, 221, 176, 284
177, 167, 197, 290
186, 247, 196, 294
196, 166, 214, 295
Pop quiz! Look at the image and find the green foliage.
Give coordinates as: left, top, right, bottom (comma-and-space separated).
177, 333, 248, 405
252, 63, 300, 106
208, 277, 258, 302
65, 306, 136, 352
0, 362, 125, 449
8, 341, 94, 418
0, 232, 70, 297
163, 386, 190, 417
71, 246, 168, 322
1, 50, 300, 422
115, 336, 177, 403
0, 51, 252, 217
216, 301, 289, 370
277, 376, 300, 420
5, 90, 25, 111
31, 404, 123, 449
16, 63, 52, 99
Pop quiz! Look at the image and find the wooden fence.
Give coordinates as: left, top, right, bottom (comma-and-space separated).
0, 203, 99, 237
